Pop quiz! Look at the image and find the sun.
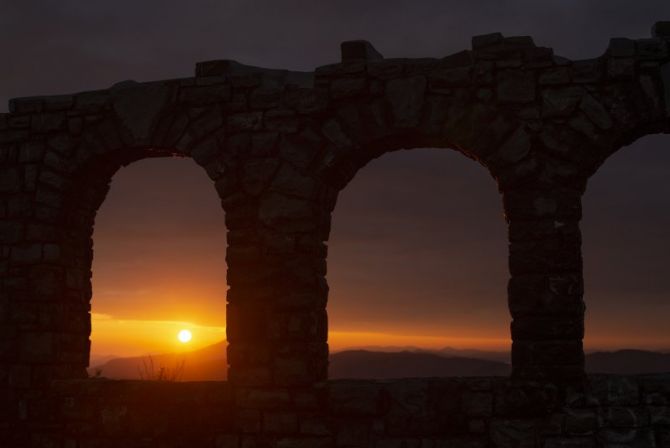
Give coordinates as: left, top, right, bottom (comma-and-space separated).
177, 329, 192, 343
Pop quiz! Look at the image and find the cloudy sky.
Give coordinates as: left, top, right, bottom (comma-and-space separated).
3, 1, 670, 357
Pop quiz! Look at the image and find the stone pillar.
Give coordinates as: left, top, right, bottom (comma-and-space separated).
224, 171, 331, 388
504, 188, 585, 381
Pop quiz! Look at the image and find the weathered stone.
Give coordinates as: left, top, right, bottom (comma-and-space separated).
31, 113, 66, 133
264, 109, 300, 133
472, 33, 504, 50
539, 67, 571, 85
543, 437, 595, 448
490, 419, 536, 448
0, 167, 21, 192
270, 164, 317, 199
241, 158, 280, 196
497, 70, 535, 103
179, 83, 232, 104
541, 86, 584, 118
607, 58, 636, 80
488, 127, 531, 166
572, 60, 603, 83
341, 40, 384, 62
330, 78, 367, 99
111, 82, 174, 145
386, 76, 426, 127
653, 21, 670, 38
227, 111, 263, 131
329, 382, 381, 416
609, 38, 636, 58
579, 95, 613, 130
597, 428, 655, 447
662, 62, 670, 117
565, 409, 598, 434
463, 392, 493, 417
321, 119, 352, 147
429, 67, 472, 90
636, 38, 668, 60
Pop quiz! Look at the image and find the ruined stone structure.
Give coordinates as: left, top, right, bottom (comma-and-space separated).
2, 23, 670, 447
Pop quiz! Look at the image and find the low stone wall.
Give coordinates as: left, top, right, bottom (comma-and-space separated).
6, 374, 670, 447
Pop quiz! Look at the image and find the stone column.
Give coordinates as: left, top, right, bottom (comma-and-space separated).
224, 167, 331, 388
504, 187, 586, 381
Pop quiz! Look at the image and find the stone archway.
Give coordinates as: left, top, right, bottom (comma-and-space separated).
1, 22, 670, 447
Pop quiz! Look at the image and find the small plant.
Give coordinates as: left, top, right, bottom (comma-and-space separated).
138, 355, 185, 381
88, 367, 103, 379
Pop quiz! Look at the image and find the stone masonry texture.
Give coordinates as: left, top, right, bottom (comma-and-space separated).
1, 23, 670, 447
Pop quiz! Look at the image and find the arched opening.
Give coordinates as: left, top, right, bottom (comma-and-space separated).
88, 157, 228, 380
327, 148, 510, 379
583, 135, 670, 373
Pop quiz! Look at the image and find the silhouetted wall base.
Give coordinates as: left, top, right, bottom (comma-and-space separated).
4, 375, 670, 447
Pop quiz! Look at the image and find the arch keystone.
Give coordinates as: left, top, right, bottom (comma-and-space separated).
111, 82, 174, 147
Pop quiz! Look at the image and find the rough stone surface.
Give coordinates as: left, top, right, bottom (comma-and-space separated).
2, 26, 670, 447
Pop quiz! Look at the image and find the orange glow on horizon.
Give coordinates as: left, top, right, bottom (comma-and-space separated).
90, 313, 670, 362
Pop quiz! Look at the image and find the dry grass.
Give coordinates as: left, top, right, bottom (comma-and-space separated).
138, 355, 186, 381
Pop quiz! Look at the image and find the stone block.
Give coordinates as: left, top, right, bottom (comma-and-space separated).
328, 382, 381, 416
490, 419, 536, 448
607, 58, 636, 80
463, 392, 493, 417
541, 86, 584, 118
386, 76, 426, 127
262, 411, 298, 434
662, 62, 670, 118
330, 78, 367, 99
596, 428, 655, 447
472, 33, 504, 50
636, 38, 668, 60
564, 409, 598, 434
543, 437, 595, 448
11, 244, 42, 264
608, 38, 636, 58
652, 21, 670, 38
0, 167, 21, 193
539, 67, 571, 85
340, 40, 384, 62
497, 70, 535, 103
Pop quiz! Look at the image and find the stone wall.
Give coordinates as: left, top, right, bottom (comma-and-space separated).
12, 375, 670, 447
1, 22, 670, 447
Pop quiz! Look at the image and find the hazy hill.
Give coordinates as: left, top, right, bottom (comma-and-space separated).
91, 341, 227, 381
91, 343, 670, 380
329, 350, 511, 378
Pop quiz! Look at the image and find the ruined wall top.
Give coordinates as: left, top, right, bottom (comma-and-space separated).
1, 22, 669, 196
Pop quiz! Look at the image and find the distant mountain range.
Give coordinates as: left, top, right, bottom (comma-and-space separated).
91, 341, 227, 381
329, 350, 511, 378
89, 342, 670, 380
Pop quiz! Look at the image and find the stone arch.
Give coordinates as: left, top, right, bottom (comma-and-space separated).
581, 135, 670, 353
1, 25, 670, 415
12, 83, 239, 388
326, 146, 510, 369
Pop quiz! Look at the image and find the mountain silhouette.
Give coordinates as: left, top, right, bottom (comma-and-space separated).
90, 342, 670, 380
329, 350, 510, 378
91, 341, 227, 380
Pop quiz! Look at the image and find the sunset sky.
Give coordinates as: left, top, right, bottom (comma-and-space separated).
2, 1, 670, 360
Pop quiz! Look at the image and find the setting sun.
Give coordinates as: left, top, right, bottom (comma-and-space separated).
177, 329, 192, 343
